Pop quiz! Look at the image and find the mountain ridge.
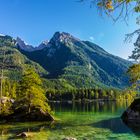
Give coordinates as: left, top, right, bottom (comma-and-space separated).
0, 32, 132, 89
18, 31, 132, 89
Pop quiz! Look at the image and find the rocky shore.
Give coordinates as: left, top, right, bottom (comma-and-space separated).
121, 98, 140, 124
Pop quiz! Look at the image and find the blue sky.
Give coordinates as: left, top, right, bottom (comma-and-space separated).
0, 0, 139, 59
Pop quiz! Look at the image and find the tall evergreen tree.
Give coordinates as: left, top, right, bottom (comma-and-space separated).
127, 64, 140, 89
17, 68, 51, 114
127, 35, 140, 90
129, 35, 140, 62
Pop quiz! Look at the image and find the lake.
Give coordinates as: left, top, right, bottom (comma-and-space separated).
0, 100, 140, 140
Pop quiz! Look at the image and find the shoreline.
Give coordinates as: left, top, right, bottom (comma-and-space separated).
49, 99, 132, 103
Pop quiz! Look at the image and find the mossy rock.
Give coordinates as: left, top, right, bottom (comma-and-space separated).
0, 107, 54, 122
121, 98, 140, 124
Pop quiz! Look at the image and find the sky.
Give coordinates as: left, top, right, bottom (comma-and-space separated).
0, 0, 139, 59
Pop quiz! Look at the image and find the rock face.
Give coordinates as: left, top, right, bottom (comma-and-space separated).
16, 37, 35, 52
35, 40, 48, 51
16, 37, 48, 52
121, 98, 140, 123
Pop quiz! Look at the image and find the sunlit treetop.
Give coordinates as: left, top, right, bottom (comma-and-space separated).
97, 0, 139, 12
81, 0, 140, 22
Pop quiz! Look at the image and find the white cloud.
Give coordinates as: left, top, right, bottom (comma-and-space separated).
89, 36, 95, 42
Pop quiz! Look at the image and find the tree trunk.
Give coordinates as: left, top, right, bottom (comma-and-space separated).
28, 104, 31, 114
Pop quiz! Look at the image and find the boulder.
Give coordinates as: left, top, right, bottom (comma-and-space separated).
0, 96, 14, 104
121, 98, 140, 123
16, 132, 33, 138
0, 107, 54, 122
63, 137, 77, 140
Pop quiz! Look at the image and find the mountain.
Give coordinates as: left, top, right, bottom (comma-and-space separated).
16, 37, 48, 51
21, 32, 132, 89
16, 37, 35, 52
35, 41, 48, 51
0, 35, 47, 80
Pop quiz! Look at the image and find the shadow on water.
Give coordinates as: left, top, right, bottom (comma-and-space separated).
122, 121, 140, 137
91, 117, 132, 134
90, 110, 140, 137
51, 117, 132, 134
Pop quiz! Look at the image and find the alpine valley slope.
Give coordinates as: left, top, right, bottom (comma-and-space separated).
17, 32, 132, 89
0, 35, 47, 80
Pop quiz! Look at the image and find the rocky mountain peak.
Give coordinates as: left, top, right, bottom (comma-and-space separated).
48, 31, 80, 49
53, 32, 71, 40
15, 32, 81, 52
35, 40, 49, 51
16, 37, 34, 52
50, 32, 72, 43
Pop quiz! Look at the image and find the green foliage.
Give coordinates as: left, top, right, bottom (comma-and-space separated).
127, 32, 140, 91
23, 33, 131, 89
135, 5, 140, 13
0, 79, 17, 116
96, 0, 137, 11
127, 64, 140, 90
3, 79, 17, 99
46, 87, 134, 101
129, 35, 140, 61
16, 69, 51, 113
0, 101, 13, 116
0, 35, 15, 47
0, 35, 47, 81
85, 0, 139, 20
0, 69, 52, 118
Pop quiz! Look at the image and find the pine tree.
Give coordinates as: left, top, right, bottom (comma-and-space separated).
129, 35, 140, 62
17, 68, 51, 114
127, 64, 140, 89
127, 36, 140, 91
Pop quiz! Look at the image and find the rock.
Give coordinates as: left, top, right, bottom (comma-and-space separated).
63, 137, 77, 140
0, 96, 15, 104
0, 107, 54, 122
121, 98, 140, 123
16, 132, 33, 138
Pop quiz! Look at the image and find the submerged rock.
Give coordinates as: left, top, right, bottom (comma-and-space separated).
121, 98, 140, 123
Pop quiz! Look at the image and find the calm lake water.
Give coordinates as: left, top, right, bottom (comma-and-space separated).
0, 100, 140, 140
